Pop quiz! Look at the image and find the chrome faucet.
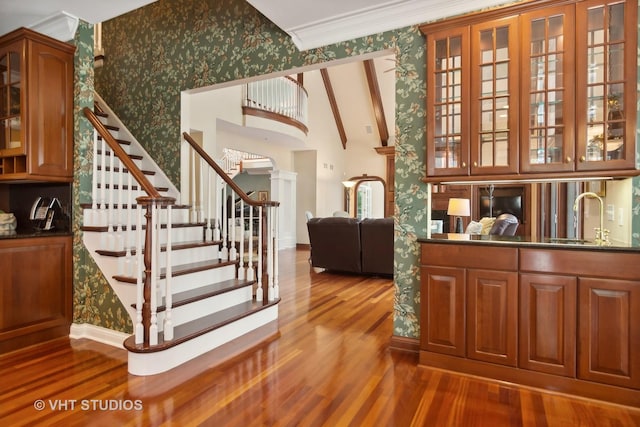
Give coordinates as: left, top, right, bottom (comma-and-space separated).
573, 191, 609, 246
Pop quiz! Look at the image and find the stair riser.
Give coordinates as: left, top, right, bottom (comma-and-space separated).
95, 171, 157, 188
84, 207, 192, 227
127, 305, 278, 375
169, 266, 238, 294
155, 285, 254, 331
91, 227, 208, 252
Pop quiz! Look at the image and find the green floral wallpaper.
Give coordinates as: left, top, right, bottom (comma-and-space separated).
90, 0, 428, 338
75, 0, 640, 339
73, 21, 132, 332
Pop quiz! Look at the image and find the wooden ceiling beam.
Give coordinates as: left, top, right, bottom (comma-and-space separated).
363, 59, 389, 146
320, 68, 347, 149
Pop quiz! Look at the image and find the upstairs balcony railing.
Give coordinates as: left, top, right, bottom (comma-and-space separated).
242, 76, 309, 134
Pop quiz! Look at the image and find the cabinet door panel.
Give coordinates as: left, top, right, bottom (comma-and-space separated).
519, 273, 576, 377
578, 277, 640, 389
27, 40, 73, 178
470, 16, 519, 175
520, 5, 576, 173
426, 26, 470, 177
421, 266, 465, 356
467, 269, 517, 366
575, 0, 636, 170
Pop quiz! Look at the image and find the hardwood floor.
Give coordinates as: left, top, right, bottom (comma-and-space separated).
1, 248, 639, 426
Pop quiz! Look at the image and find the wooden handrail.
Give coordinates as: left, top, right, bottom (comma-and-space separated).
182, 132, 279, 208
83, 106, 174, 204
283, 75, 309, 97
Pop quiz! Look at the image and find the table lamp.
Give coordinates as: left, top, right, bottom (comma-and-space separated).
447, 198, 470, 233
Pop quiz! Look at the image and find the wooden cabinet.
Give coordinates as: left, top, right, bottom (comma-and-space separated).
0, 235, 72, 353
0, 27, 74, 182
420, 243, 518, 366
519, 273, 577, 377
426, 26, 470, 177
578, 277, 640, 389
420, 266, 465, 356
470, 17, 520, 175
520, 4, 576, 173
421, 241, 640, 406
575, 0, 637, 171
467, 269, 518, 366
421, 0, 637, 180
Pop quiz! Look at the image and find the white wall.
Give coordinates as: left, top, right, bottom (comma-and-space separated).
181, 53, 395, 244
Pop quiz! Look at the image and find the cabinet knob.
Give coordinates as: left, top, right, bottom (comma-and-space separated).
579, 156, 586, 162
566, 156, 572, 163
473, 161, 478, 167
462, 162, 467, 168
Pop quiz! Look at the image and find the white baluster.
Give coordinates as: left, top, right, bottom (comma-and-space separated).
124, 172, 134, 277
164, 204, 174, 341
99, 135, 107, 227
273, 205, 279, 299
267, 205, 274, 302
256, 206, 263, 302
190, 148, 197, 223
247, 202, 254, 281
220, 184, 229, 260
115, 157, 124, 253
106, 149, 115, 250
238, 200, 245, 280
198, 157, 204, 223
87, 129, 98, 226
205, 167, 212, 241
134, 204, 143, 344
149, 203, 158, 345
229, 192, 237, 261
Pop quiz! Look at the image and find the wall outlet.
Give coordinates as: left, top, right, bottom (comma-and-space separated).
618, 207, 624, 226
606, 204, 615, 221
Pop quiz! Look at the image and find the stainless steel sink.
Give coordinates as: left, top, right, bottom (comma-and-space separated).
546, 237, 592, 244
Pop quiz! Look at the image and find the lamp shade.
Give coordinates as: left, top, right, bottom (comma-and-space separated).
447, 198, 470, 217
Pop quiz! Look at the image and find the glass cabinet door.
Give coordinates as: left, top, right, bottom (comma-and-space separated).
470, 17, 519, 175
0, 42, 23, 155
427, 27, 470, 176
575, 0, 636, 170
521, 6, 575, 173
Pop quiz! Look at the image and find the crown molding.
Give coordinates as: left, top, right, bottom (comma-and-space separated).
274, 0, 514, 50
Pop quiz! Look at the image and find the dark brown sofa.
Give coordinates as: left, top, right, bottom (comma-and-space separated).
307, 217, 393, 276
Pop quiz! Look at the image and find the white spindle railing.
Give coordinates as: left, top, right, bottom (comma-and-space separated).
183, 132, 279, 303
84, 107, 176, 348
85, 105, 280, 349
242, 76, 308, 128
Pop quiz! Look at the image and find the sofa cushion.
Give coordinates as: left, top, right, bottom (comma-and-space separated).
307, 217, 362, 273
360, 217, 393, 276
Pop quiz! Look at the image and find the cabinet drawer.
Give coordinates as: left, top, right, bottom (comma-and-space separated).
421, 242, 517, 271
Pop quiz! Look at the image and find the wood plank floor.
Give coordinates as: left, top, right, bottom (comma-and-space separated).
1, 248, 639, 426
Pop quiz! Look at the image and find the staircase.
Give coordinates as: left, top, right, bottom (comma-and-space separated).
81, 94, 280, 376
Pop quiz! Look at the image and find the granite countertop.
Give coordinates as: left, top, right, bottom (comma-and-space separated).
419, 233, 640, 252
0, 229, 72, 240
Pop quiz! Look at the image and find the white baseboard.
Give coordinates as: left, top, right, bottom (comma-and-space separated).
69, 323, 128, 349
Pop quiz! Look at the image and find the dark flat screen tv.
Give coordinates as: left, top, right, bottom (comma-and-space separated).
479, 193, 523, 223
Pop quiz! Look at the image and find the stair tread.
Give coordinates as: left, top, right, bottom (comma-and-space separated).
132, 278, 255, 311
97, 165, 156, 175
97, 135, 130, 145
113, 257, 238, 283
97, 149, 143, 160
80, 203, 191, 209
96, 183, 169, 192
81, 221, 206, 233
124, 298, 280, 353
96, 239, 222, 257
